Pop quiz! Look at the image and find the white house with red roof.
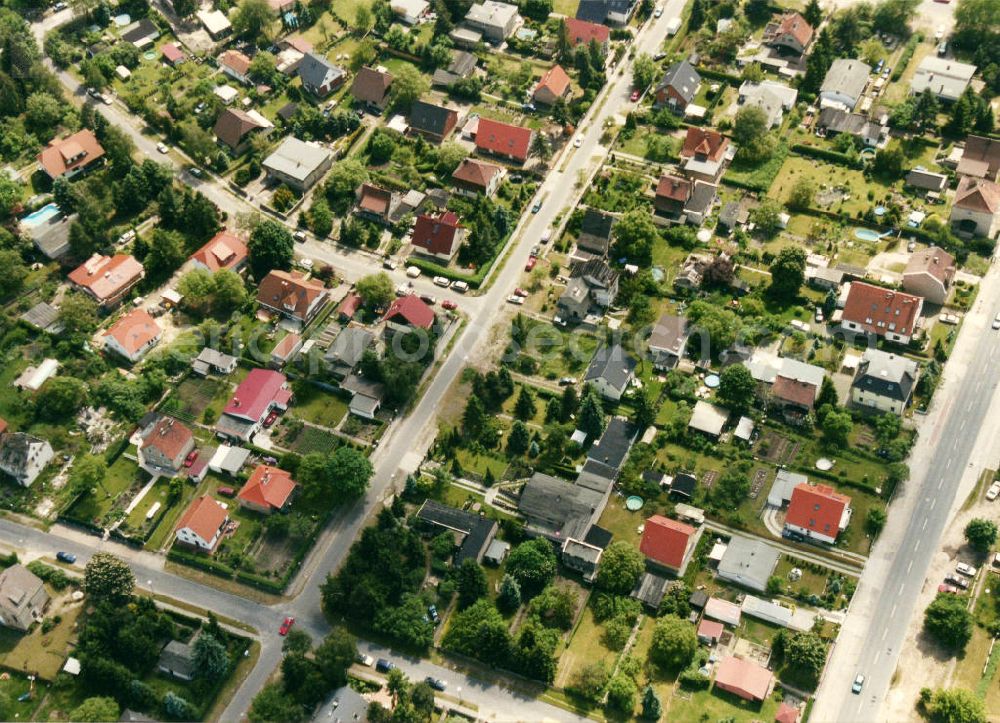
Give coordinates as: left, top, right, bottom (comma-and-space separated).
139, 416, 195, 472
639, 514, 697, 574
951, 176, 1000, 240
784, 483, 852, 544
238, 464, 297, 514
69, 254, 145, 307
474, 118, 533, 164
410, 211, 464, 261
563, 17, 610, 51
763, 12, 813, 56
189, 231, 248, 274
37, 130, 105, 180
533, 65, 571, 106
840, 281, 923, 344
174, 495, 229, 552
103, 309, 163, 363
451, 158, 503, 197
384, 295, 436, 334
215, 368, 292, 441
256, 269, 328, 325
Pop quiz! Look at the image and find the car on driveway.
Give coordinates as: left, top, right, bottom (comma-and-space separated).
56, 551, 76, 564
433, 276, 450, 287
425, 677, 446, 691
356, 654, 375, 667
525, 256, 537, 272
945, 574, 969, 589
507, 295, 525, 305
375, 658, 395, 673
279, 616, 295, 635
156, 142, 169, 154
513, 287, 528, 297
987, 481, 1000, 501
630, 89, 641, 101
263, 411, 279, 428
441, 299, 458, 310
852, 674, 865, 694
183, 450, 199, 468
956, 562, 978, 577
938, 583, 960, 594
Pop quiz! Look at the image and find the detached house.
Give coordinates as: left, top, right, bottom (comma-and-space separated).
174, 495, 229, 552
351, 66, 393, 111
256, 270, 328, 325
763, 12, 813, 56
680, 127, 731, 184
298, 53, 346, 98
355, 182, 400, 224
464, 1, 519, 43
951, 176, 1000, 239
238, 464, 297, 514
213, 108, 273, 154
745, 352, 826, 422
0, 565, 48, 631
910, 56, 976, 102
557, 258, 619, 321
216, 368, 292, 441
384, 294, 435, 334
784, 483, 852, 545
564, 17, 610, 51
0, 432, 53, 487
262, 137, 333, 192
576, 208, 615, 256
655, 60, 700, 112
218, 50, 251, 84
452, 158, 503, 197
819, 59, 870, 110
103, 309, 163, 363
902, 246, 955, 304
475, 117, 533, 164
648, 313, 689, 370
851, 348, 918, 415
69, 253, 145, 307
654, 174, 716, 225
956, 136, 1000, 181
139, 416, 195, 472
533, 65, 571, 105
190, 230, 249, 274
584, 343, 636, 401
409, 100, 459, 143
840, 281, 923, 344
38, 130, 105, 180
411, 211, 464, 261
640, 515, 696, 574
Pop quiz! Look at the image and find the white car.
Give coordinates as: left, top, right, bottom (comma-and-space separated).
356, 654, 374, 667
118, 229, 136, 244
654, 6, 663, 16
450, 280, 469, 293
298, 258, 313, 270
293, 231, 307, 242
506, 295, 525, 305
395, 284, 412, 297
406, 266, 422, 279
993, 314, 1000, 330
956, 563, 978, 577
852, 674, 865, 694
573, 137, 582, 148
433, 276, 450, 287
156, 142, 169, 154
986, 481, 1000, 501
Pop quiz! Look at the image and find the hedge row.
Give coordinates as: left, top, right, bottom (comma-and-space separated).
235, 570, 286, 594
167, 548, 236, 578
791, 144, 863, 169
892, 34, 923, 82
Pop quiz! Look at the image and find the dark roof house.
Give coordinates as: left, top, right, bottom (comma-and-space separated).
409, 100, 459, 143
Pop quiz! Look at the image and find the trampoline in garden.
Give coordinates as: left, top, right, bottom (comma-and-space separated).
816, 458, 834, 471
625, 496, 644, 511
705, 374, 721, 389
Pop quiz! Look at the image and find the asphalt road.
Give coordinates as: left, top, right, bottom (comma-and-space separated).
812, 256, 1000, 721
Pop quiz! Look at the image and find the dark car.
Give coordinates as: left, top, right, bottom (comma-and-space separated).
428, 604, 439, 624
425, 676, 446, 691
375, 658, 395, 673
55, 551, 76, 564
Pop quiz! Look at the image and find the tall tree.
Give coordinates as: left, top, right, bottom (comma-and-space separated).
247, 219, 294, 280
83, 554, 134, 604
768, 247, 807, 301
457, 559, 488, 608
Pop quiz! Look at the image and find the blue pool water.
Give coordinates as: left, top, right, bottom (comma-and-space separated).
854, 228, 884, 242
20, 202, 61, 228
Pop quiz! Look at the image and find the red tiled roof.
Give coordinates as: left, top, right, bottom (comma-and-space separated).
697, 618, 724, 641
777, 12, 813, 48
218, 49, 251, 76
640, 515, 695, 569
213, 108, 267, 149
681, 127, 729, 161
452, 158, 502, 189
357, 183, 393, 216
175, 495, 228, 542
37, 130, 105, 179
715, 656, 774, 702
771, 375, 817, 408
564, 17, 611, 47
190, 231, 248, 272
776, 702, 800, 723
161, 43, 184, 63
904, 246, 955, 284
351, 66, 393, 104
534, 64, 571, 99
224, 368, 288, 422
271, 332, 302, 360
475, 118, 532, 162
256, 269, 326, 321
141, 416, 193, 461
411, 211, 462, 256
103, 309, 161, 357
786, 483, 851, 539
656, 174, 691, 202
283, 36, 313, 53
955, 175, 1000, 214
841, 282, 922, 337
338, 293, 362, 319
69, 253, 144, 303
384, 294, 435, 330
238, 464, 297, 510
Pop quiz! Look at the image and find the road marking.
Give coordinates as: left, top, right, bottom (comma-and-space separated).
892, 603, 898, 617
938, 478, 944, 489
907, 559, 914, 574
922, 518, 928, 531
930, 498, 937, 510
881, 628, 889, 641
915, 539, 921, 551
898, 582, 905, 596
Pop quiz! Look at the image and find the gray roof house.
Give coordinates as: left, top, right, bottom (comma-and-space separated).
298, 53, 346, 98
0, 432, 54, 487
192, 347, 238, 376
851, 348, 918, 415
737, 80, 798, 128
817, 107, 884, 147
415, 499, 498, 564
576, 0, 638, 26
561, 538, 603, 581
324, 327, 374, 378
819, 59, 871, 110
631, 572, 671, 610
518, 472, 606, 542
587, 416, 636, 471
716, 536, 780, 592
910, 56, 976, 102
905, 167, 949, 194
464, 1, 519, 42
767, 469, 808, 507
648, 313, 688, 369
576, 208, 616, 256
121, 18, 160, 48
262, 137, 334, 192
408, 100, 459, 143
584, 343, 636, 401
655, 60, 701, 111
0, 564, 49, 631
432, 50, 478, 86
158, 640, 196, 681
341, 372, 385, 420
557, 258, 619, 322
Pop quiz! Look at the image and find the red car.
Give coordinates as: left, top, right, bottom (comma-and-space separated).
630, 89, 641, 101
218, 486, 235, 498
524, 256, 537, 272
938, 583, 960, 594
279, 616, 295, 635
441, 299, 458, 310
183, 450, 199, 468
263, 411, 279, 428
514, 287, 528, 297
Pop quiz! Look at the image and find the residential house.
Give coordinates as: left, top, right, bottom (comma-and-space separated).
957, 136, 1000, 181
518, 472, 606, 542
688, 400, 728, 438
557, 258, 619, 321
411, 211, 464, 261
337, 293, 362, 322
561, 538, 603, 582
575, 0, 637, 26
161, 43, 185, 67
238, 464, 297, 514
139, 416, 195, 472
717, 199, 752, 234
384, 294, 435, 334
576, 208, 615, 256
192, 348, 238, 377
631, 572, 670, 610
218, 49, 252, 85
298, 53, 346, 98
851, 348, 918, 415
341, 372, 385, 420
680, 127, 731, 184
673, 253, 711, 291
785, 483, 852, 544
262, 136, 333, 192
103, 309, 163, 363
763, 12, 813, 55
816, 107, 884, 147
197, 9, 232, 39
840, 281, 924, 344
158, 640, 196, 681
716, 535, 780, 592
905, 168, 949, 196
355, 182, 400, 224
911, 56, 977, 102
37, 130, 105, 180
464, 1, 519, 43
214, 108, 272, 154
584, 343, 635, 400
902, 246, 955, 304
324, 326, 374, 378
776, 702, 801, 723
563, 17, 610, 51
391, 0, 429, 24
452, 158, 503, 197
270, 332, 303, 367
655, 60, 701, 112
745, 352, 826, 421
768, 469, 808, 508
714, 656, 775, 702
533, 65, 571, 105
256, 269, 328, 325
737, 80, 798, 128
415, 499, 499, 564
69, 253, 144, 307
0, 433, 53, 487
189, 231, 249, 274
351, 66, 393, 111
697, 618, 724, 645
951, 176, 1000, 239
174, 495, 229, 552
0, 565, 48, 631
640, 515, 696, 574
408, 100, 459, 143
121, 18, 159, 48
431, 50, 478, 87
819, 59, 870, 110
475, 117, 533, 164
654, 174, 717, 225
648, 313, 688, 369
215, 368, 292, 441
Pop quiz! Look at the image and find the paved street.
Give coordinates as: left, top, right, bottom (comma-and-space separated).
812, 255, 1000, 721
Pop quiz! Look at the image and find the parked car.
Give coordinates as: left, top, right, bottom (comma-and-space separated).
55, 551, 76, 564
654, 5, 663, 16
938, 583, 960, 594
428, 604, 439, 623
87, 87, 102, 100
507, 295, 525, 305
396, 284, 411, 297
218, 487, 236, 498
450, 280, 469, 293
944, 574, 969, 589
986, 481, 1000, 501
53, 1, 67, 10
383, 259, 398, 270
183, 450, 199, 468
189, 167, 203, 178
992, 313, 1000, 330
356, 654, 375, 667
630, 89, 641, 102
852, 674, 865, 694
525, 256, 537, 272
419, 294, 436, 306
573, 137, 582, 148
814, 309, 824, 323
293, 231, 307, 242
956, 562, 978, 577
279, 616, 295, 635
513, 287, 528, 297
653, 51, 667, 61
531, 200, 542, 213
406, 266, 422, 278
433, 276, 450, 287
263, 411, 279, 428
375, 659, 395, 673
425, 677, 446, 691
559, 377, 577, 386
541, 228, 552, 243
157, 142, 169, 154
441, 299, 458, 310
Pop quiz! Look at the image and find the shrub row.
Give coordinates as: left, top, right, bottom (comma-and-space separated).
791, 144, 863, 168
167, 547, 235, 578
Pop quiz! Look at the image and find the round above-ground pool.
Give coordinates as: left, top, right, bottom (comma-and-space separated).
20, 202, 61, 228
114, 13, 131, 25
704, 374, 720, 389
625, 496, 644, 511
816, 457, 834, 471
854, 228, 883, 242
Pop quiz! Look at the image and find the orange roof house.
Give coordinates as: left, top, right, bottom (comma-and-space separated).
140, 416, 195, 471
475, 118, 533, 164
384, 294, 435, 332
784, 483, 852, 544
103, 309, 163, 363
764, 12, 814, 55
190, 231, 249, 273
38, 130, 105, 179
256, 269, 328, 324
533, 65, 571, 105
68, 253, 145, 307
451, 158, 503, 197
714, 656, 774, 702
238, 464, 297, 513
564, 18, 610, 49
640, 515, 696, 572
174, 495, 229, 552
840, 281, 923, 344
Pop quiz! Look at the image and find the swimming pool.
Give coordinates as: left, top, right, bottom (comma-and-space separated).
20, 202, 61, 228
854, 228, 884, 242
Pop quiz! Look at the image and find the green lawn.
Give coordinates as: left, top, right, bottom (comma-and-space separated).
124, 476, 174, 533
290, 383, 349, 428
666, 686, 781, 721
556, 605, 618, 689
0, 604, 82, 680
551, 0, 579, 15
454, 448, 508, 480
768, 155, 895, 216
161, 376, 230, 424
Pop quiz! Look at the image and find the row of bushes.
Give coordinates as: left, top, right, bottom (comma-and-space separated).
235, 570, 286, 594
892, 33, 924, 82
167, 547, 236, 578
791, 144, 863, 169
